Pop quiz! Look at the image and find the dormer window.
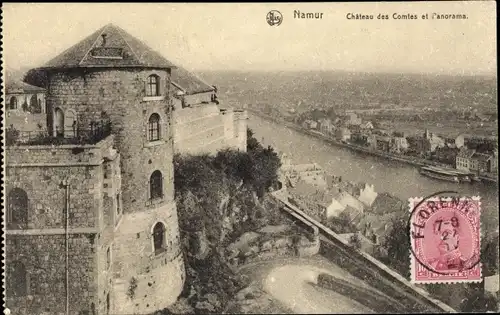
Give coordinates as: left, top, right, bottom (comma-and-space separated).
146, 75, 160, 97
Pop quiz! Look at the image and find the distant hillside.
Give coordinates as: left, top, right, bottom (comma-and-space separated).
198, 70, 497, 114
5, 66, 32, 84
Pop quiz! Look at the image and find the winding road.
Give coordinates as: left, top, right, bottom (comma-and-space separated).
263, 263, 374, 313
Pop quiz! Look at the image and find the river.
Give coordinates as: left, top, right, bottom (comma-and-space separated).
248, 114, 499, 233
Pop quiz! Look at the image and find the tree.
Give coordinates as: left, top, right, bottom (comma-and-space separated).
482, 233, 499, 276
172, 142, 282, 313
248, 145, 281, 198
380, 215, 410, 277
246, 128, 262, 152
349, 233, 362, 250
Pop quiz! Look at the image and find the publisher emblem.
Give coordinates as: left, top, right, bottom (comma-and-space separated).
267, 10, 283, 26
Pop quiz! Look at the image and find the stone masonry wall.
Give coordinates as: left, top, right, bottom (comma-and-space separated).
46, 69, 175, 215
112, 201, 185, 314
233, 110, 248, 152
5, 233, 98, 315
5, 137, 116, 230
173, 104, 226, 155
5, 137, 121, 315
17, 66, 186, 314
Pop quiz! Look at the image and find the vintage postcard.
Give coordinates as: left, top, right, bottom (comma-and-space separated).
2, 2, 498, 315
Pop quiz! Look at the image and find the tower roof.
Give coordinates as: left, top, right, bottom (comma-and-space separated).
36, 24, 176, 70
171, 66, 215, 95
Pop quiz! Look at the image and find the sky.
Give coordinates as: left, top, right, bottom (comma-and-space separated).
2, 2, 497, 75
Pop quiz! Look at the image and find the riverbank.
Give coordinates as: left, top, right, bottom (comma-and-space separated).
248, 109, 498, 183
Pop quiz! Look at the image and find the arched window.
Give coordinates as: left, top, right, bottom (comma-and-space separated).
7, 188, 28, 228
152, 222, 166, 254
7, 261, 28, 297
54, 107, 65, 137
149, 170, 163, 200
9, 96, 18, 110
148, 113, 161, 141
146, 75, 160, 97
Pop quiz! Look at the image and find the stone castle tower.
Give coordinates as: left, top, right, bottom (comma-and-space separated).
6, 24, 184, 314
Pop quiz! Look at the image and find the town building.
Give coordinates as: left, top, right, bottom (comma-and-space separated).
390, 135, 409, 154
406, 134, 431, 156
6, 24, 185, 315
424, 129, 445, 152
375, 136, 391, 152
282, 163, 327, 189
456, 148, 496, 173
456, 148, 477, 171
353, 212, 398, 255
302, 119, 318, 130
288, 180, 364, 223
444, 134, 465, 149
343, 112, 362, 126
360, 121, 374, 130
350, 130, 369, 146
490, 148, 498, 173
5, 80, 47, 134
318, 118, 334, 135
288, 181, 345, 222
335, 127, 351, 142
338, 181, 378, 208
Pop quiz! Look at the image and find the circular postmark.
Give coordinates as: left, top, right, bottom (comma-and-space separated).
407, 191, 481, 276
266, 10, 283, 26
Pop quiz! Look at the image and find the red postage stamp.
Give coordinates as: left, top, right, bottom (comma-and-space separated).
409, 195, 482, 284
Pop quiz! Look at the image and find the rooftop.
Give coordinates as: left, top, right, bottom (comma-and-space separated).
457, 148, 476, 159
368, 192, 405, 215
171, 65, 215, 95
5, 80, 45, 94
289, 180, 342, 207
472, 152, 492, 162
26, 24, 176, 77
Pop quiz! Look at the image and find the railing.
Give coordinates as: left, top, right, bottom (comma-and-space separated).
6, 121, 112, 146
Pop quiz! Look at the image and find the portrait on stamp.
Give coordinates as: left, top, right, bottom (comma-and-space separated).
409, 196, 482, 284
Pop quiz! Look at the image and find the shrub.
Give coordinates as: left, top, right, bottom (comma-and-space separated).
6, 126, 20, 145
173, 134, 282, 313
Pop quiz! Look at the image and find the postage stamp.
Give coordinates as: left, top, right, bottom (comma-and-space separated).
409, 195, 482, 284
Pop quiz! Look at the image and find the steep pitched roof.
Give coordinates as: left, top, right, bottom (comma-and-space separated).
368, 192, 404, 215
457, 148, 476, 159
171, 65, 215, 95
35, 24, 176, 70
289, 180, 342, 207
5, 80, 45, 94
472, 152, 492, 162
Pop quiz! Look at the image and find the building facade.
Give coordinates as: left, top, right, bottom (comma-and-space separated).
6, 24, 185, 315
5, 81, 47, 134
335, 127, 351, 142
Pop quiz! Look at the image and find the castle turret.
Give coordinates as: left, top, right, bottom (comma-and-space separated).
21, 24, 185, 314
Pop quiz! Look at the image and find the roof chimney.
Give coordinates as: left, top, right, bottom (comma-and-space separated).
101, 34, 107, 47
